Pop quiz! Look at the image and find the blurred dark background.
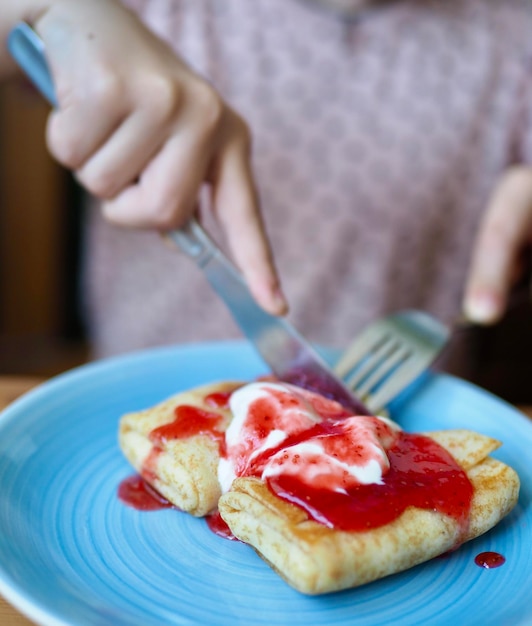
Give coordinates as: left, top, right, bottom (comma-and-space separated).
1, 77, 531, 403
0, 78, 88, 377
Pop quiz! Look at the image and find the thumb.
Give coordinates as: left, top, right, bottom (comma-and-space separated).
463, 166, 532, 324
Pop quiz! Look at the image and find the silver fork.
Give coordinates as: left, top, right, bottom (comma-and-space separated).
334, 310, 450, 413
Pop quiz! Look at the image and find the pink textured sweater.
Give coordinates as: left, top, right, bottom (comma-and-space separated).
83, 0, 532, 375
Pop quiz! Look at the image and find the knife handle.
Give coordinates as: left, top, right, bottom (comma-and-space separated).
165, 220, 218, 268
8, 22, 226, 270
7, 22, 58, 107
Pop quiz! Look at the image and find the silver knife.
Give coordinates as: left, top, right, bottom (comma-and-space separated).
8, 22, 369, 414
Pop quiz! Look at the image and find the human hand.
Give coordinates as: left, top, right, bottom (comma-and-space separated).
30, 0, 287, 315
463, 166, 532, 324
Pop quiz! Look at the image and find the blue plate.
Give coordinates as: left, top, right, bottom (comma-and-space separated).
0, 341, 531, 626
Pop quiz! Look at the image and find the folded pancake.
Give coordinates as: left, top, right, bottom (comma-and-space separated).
119, 379, 519, 595
218, 428, 519, 594
119, 381, 242, 516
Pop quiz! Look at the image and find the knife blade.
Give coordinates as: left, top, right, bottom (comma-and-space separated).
8, 22, 369, 414
166, 223, 369, 413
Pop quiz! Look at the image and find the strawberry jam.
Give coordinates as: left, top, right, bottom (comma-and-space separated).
474, 551, 506, 569
118, 474, 174, 511
282, 365, 370, 415
150, 405, 227, 456
205, 391, 233, 409
266, 432, 473, 532
119, 383, 474, 539
225, 382, 474, 535
206, 511, 239, 540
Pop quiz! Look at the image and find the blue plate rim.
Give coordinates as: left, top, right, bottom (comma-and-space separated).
0, 339, 530, 626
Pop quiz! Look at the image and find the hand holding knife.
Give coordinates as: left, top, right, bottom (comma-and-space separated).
8, 22, 369, 415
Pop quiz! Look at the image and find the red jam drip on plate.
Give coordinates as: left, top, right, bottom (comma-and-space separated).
118, 475, 174, 511
206, 511, 239, 541
149, 405, 227, 456
474, 551, 506, 569
265, 432, 474, 533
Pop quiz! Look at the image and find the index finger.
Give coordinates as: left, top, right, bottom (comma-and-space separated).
210, 116, 288, 316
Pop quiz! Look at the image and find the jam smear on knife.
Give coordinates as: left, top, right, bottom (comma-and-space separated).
282, 365, 370, 415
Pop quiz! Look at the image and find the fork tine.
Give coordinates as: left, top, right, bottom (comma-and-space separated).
344, 335, 401, 389
365, 354, 432, 413
334, 310, 450, 413
334, 325, 394, 379
351, 345, 411, 399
